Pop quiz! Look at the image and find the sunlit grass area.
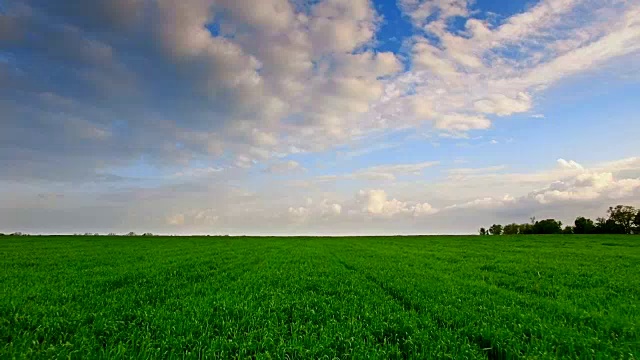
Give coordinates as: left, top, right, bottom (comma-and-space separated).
1, 235, 639, 358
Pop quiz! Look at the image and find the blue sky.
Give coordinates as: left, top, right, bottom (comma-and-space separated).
1, 0, 639, 235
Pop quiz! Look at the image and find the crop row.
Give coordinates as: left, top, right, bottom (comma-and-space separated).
1, 235, 639, 358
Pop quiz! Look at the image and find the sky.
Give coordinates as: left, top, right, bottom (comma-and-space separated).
0, 0, 639, 235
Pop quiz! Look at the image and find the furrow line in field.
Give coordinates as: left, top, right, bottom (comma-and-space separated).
331, 250, 504, 359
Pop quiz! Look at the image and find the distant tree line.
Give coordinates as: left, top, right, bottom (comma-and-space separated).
75, 232, 157, 236
479, 205, 640, 235
0, 232, 158, 237
0, 232, 227, 237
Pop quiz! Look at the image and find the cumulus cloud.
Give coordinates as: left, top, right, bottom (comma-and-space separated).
399, 0, 470, 27
435, 114, 492, 131
557, 158, 584, 170
369, 0, 640, 137
288, 206, 310, 219
319, 199, 343, 216
473, 93, 532, 116
357, 189, 438, 217
2, 154, 639, 234
443, 158, 640, 212
165, 209, 221, 228
166, 213, 185, 226
1, 0, 638, 181
286, 198, 343, 222
528, 172, 640, 204
0, 0, 404, 180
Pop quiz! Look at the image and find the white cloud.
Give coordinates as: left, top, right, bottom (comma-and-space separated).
434, 114, 492, 132
3, 0, 639, 179
286, 197, 343, 222
442, 159, 640, 210
359, 189, 389, 214
594, 157, 640, 172
215, 0, 294, 35
166, 213, 185, 226
2, 0, 406, 176
319, 199, 343, 216
352, 161, 439, 180
309, 0, 377, 54
446, 195, 516, 210
517, 7, 640, 88
529, 171, 640, 204
63, 116, 113, 140
412, 41, 459, 77
447, 165, 507, 176
370, 0, 640, 136
264, 160, 304, 173
493, 0, 583, 42
412, 202, 439, 216
316, 161, 439, 182
399, 0, 470, 27
193, 209, 219, 225
557, 158, 584, 170
288, 206, 310, 218
357, 189, 438, 217
3, 154, 639, 235
174, 167, 224, 177
473, 93, 532, 116
234, 155, 255, 169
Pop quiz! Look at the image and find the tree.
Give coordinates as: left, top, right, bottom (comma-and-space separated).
562, 225, 574, 234
595, 217, 607, 232
503, 223, 520, 235
607, 205, 637, 234
595, 217, 625, 234
601, 219, 626, 234
532, 219, 563, 234
489, 224, 503, 235
519, 223, 534, 235
574, 217, 595, 234
634, 211, 640, 234
478, 227, 487, 236
126, 232, 137, 236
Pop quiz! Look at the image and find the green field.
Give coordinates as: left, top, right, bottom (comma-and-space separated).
1, 235, 639, 359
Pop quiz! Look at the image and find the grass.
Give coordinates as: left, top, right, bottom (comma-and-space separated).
1, 235, 639, 359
